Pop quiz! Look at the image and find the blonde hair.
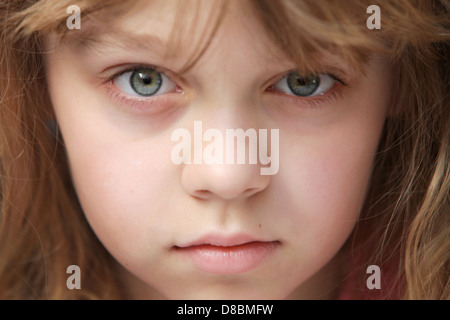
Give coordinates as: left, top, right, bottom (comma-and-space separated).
0, 0, 448, 299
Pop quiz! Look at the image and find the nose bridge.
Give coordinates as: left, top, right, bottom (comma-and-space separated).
190, 30, 261, 110
174, 15, 275, 201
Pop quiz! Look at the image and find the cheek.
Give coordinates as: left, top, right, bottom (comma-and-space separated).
276, 138, 368, 258
294, 130, 376, 222
68, 134, 178, 252
271, 119, 385, 282
46, 51, 179, 256
276, 73, 390, 255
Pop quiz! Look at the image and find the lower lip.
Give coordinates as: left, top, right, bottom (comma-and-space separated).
175, 241, 279, 274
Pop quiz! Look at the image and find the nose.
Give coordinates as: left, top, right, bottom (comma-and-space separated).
181, 161, 271, 200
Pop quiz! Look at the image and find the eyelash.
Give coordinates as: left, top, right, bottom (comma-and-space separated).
267, 73, 349, 109
101, 65, 182, 113
101, 65, 349, 112
272, 85, 344, 109
105, 85, 177, 113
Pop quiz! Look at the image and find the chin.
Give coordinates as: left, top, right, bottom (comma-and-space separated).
163, 280, 292, 300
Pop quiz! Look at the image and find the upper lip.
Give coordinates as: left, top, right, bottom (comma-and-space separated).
175, 233, 277, 248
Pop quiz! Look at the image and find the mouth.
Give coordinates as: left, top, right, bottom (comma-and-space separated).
173, 235, 280, 274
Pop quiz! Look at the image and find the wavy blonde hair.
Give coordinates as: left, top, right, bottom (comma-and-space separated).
0, 0, 448, 299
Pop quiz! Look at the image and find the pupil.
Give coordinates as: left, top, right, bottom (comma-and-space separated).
142, 74, 152, 85
296, 77, 307, 86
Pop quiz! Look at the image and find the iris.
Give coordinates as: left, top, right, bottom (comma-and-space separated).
130, 68, 162, 96
286, 72, 320, 97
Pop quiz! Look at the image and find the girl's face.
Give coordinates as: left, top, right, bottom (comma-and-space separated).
46, 0, 391, 299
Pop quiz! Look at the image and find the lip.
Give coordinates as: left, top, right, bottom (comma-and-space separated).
174, 234, 280, 274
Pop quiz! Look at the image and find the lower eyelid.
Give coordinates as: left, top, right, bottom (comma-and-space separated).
103, 81, 183, 114
112, 70, 175, 97
271, 74, 336, 97
104, 67, 344, 112
266, 82, 345, 109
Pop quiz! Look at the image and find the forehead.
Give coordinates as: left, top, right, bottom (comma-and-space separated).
60, 0, 290, 70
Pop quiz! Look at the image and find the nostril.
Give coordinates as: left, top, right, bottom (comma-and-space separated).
193, 190, 212, 199
192, 186, 265, 200
244, 187, 260, 197
182, 162, 271, 201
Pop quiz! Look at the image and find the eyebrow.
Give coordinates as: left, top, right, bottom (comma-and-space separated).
59, 22, 358, 78
63, 25, 166, 55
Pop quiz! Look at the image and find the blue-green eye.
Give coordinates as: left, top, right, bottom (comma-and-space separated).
130, 68, 162, 96
287, 73, 319, 96
274, 72, 336, 97
113, 67, 176, 97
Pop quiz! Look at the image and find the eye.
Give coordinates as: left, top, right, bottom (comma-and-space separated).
113, 67, 176, 97
273, 72, 336, 97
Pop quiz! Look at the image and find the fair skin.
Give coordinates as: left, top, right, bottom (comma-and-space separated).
45, 0, 391, 299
